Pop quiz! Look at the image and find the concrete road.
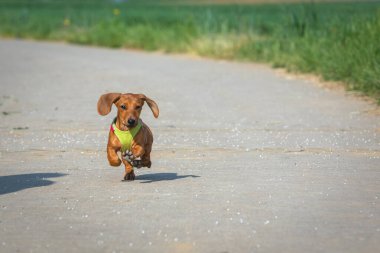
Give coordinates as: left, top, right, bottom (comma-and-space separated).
0, 39, 379, 253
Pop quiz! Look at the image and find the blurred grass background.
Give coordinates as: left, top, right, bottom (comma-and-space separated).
0, 0, 379, 102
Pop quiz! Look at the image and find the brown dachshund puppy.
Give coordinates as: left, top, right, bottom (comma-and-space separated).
97, 93, 159, 181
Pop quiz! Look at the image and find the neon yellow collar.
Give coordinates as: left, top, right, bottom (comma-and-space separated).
110, 118, 142, 153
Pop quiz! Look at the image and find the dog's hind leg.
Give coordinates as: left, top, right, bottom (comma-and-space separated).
139, 151, 152, 168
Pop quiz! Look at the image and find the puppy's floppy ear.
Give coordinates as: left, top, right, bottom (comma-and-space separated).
97, 93, 121, 116
138, 94, 159, 118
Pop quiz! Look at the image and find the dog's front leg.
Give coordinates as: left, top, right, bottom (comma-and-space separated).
132, 145, 145, 158
122, 159, 135, 181
123, 145, 151, 168
130, 145, 146, 168
133, 145, 153, 168
107, 146, 121, 166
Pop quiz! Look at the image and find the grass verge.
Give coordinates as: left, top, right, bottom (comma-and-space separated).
0, 1, 379, 102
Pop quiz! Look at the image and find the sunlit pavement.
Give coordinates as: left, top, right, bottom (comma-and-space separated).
0, 39, 379, 253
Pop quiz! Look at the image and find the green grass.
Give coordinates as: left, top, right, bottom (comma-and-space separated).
1, 0, 379, 102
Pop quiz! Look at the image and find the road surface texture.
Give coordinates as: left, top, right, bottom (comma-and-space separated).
0, 40, 379, 253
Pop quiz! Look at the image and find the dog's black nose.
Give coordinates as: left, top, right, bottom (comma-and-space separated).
127, 118, 136, 126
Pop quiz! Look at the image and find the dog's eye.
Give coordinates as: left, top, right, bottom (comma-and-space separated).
120, 105, 126, 110
135, 106, 141, 110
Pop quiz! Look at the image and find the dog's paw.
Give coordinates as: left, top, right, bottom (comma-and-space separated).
123, 150, 143, 168
123, 171, 135, 181
122, 150, 135, 162
131, 160, 143, 168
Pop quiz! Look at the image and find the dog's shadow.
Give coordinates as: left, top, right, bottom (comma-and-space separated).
0, 173, 67, 195
137, 172, 200, 183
